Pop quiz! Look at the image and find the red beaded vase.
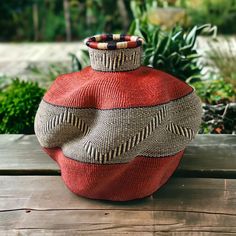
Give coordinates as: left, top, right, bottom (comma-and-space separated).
34, 34, 202, 201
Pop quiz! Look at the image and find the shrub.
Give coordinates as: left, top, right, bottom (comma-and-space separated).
192, 79, 235, 134
192, 78, 235, 104
0, 79, 45, 134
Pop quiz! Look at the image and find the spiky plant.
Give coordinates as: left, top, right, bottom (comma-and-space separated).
130, 20, 216, 82
129, 0, 216, 82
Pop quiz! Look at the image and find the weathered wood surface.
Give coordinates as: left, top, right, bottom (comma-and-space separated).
0, 134, 235, 235
1, 176, 236, 235
0, 134, 235, 177
0, 135, 59, 175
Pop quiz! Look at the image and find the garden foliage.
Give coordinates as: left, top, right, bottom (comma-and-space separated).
0, 79, 45, 134
129, 0, 216, 82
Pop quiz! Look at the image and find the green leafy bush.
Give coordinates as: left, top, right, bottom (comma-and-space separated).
0, 79, 45, 134
192, 78, 235, 104
191, 78, 235, 134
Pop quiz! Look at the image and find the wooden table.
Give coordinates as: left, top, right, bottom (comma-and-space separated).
0, 134, 236, 235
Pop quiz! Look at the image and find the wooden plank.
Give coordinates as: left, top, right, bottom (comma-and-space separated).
1, 210, 236, 235
177, 134, 236, 178
1, 176, 236, 212
0, 229, 153, 236
0, 176, 236, 234
0, 232, 233, 236
0, 134, 235, 177
0, 231, 154, 236
0, 135, 59, 175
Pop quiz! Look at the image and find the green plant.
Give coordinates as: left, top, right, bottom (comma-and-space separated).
192, 78, 235, 104
0, 79, 45, 134
130, 22, 215, 82
190, 78, 236, 134
129, 0, 216, 82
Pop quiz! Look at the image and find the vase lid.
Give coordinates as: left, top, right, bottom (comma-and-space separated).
85, 34, 144, 72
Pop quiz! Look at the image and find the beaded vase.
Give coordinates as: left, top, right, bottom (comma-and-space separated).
35, 34, 202, 201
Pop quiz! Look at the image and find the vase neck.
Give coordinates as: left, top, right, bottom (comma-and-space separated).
85, 34, 144, 72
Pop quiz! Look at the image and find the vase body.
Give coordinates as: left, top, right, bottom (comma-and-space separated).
35, 34, 202, 201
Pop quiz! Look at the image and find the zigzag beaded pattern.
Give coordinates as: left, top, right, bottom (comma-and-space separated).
40, 106, 195, 163
42, 110, 90, 136
83, 106, 167, 163
89, 48, 141, 72
166, 122, 195, 140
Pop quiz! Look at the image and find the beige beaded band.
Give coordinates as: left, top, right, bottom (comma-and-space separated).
88, 47, 142, 72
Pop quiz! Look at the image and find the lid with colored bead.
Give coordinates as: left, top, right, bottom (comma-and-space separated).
85, 34, 144, 72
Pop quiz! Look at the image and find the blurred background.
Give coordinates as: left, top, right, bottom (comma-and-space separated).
0, 0, 235, 134
1, 0, 236, 42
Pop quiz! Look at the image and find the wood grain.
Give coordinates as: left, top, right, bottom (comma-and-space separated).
0, 134, 235, 177
1, 176, 236, 212
0, 135, 59, 175
0, 176, 236, 234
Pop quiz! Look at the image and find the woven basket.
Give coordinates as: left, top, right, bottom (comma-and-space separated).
35, 34, 202, 201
